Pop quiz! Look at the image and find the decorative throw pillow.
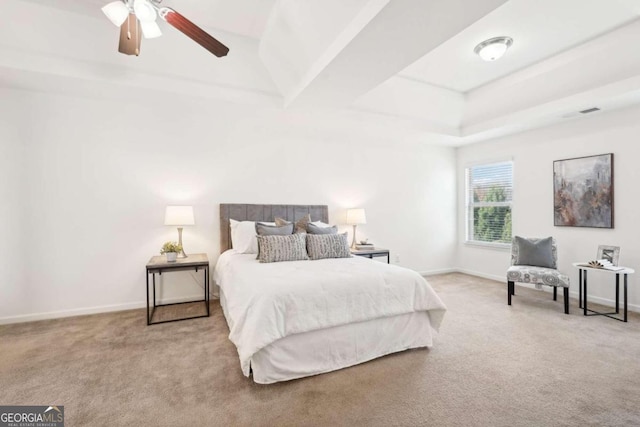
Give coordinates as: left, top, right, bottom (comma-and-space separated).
306, 223, 338, 235
275, 214, 310, 234
306, 233, 351, 260
274, 217, 291, 227
256, 234, 309, 263
255, 222, 295, 259
256, 222, 294, 236
514, 236, 555, 268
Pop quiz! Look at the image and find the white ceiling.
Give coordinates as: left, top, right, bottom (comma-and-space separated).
3, 0, 640, 145
153, 0, 276, 40
399, 0, 640, 92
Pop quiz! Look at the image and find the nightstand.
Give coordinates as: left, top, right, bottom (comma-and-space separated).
145, 253, 210, 325
350, 248, 390, 264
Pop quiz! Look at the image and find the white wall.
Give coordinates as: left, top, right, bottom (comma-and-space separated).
0, 89, 27, 320
0, 87, 457, 323
456, 106, 640, 311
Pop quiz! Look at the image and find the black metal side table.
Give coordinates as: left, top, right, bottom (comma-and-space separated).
350, 248, 390, 264
146, 253, 210, 325
573, 263, 635, 322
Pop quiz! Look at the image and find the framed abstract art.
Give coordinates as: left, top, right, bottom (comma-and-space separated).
553, 153, 613, 228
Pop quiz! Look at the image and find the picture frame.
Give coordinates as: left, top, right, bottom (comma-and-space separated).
597, 245, 620, 266
553, 153, 614, 228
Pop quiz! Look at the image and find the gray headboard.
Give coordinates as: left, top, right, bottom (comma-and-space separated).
220, 204, 329, 252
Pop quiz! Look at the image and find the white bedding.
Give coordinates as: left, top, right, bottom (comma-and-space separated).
213, 250, 447, 379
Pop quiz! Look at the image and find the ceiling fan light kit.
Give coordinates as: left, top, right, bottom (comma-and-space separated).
133, 0, 156, 22
102, 1, 130, 27
474, 36, 513, 61
101, 0, 229, 58
140, 20, 162, 39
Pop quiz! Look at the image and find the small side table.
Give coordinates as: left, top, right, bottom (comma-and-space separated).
351, 248, 390, 264
146, 253, 210, 325
573, 262, 635, 322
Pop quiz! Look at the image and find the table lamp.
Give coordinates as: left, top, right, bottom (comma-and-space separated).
346, 208, 367, 249
164, 205, 195, 258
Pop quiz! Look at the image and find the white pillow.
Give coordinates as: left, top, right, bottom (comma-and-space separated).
229, 219, 275, 254
310, 221, 331, 228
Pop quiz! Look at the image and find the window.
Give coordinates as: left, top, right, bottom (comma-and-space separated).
465, 161, 513, 245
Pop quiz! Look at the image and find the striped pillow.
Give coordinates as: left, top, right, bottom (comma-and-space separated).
306, 233, 351, 260
256, 234, 309, 263
255, 222, 295, 259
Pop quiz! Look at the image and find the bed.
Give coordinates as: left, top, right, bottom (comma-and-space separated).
214, 204, 446, 384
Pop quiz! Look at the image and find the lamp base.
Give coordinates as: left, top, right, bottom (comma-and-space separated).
351, 224, 357, 249
177, 227, 188, 258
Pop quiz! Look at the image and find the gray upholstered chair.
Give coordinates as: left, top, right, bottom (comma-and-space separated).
507, 237, 570, 314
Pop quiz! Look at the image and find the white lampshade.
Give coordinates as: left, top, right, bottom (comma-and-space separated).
164, 206, 195, 226
346, 208, 367, 225
140, 20, 162, 39
102, 1, 130, 27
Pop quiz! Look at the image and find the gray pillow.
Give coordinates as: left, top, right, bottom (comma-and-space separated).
256, 234, 309, 263
306, 223, 338, 235
306, 233, 351, 260
275, 214, 310, 234
514, 236, 555, 268
255, 222, 294, 259
256, 222, 294, 236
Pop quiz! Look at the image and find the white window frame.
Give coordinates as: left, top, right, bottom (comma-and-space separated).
465, 160, 513, 249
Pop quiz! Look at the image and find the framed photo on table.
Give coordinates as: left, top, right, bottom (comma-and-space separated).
597, 245, 620, 266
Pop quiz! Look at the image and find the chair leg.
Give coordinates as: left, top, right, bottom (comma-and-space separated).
507, 281, 513, 305
563, 287, 569, 314
553, 286, 557, 301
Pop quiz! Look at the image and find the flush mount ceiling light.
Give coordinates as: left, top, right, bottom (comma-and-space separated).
474, 36, 513, 61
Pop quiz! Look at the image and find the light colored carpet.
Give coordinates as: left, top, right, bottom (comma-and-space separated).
1, 273, 639, 426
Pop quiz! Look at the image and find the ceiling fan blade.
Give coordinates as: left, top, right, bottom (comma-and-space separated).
118, 14, 142, 56
159, 7, 229, 57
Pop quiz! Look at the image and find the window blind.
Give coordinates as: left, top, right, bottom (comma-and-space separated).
466, 161, 513, 244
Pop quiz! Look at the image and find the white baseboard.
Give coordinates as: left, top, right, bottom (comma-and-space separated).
454, 268, 504, 283
419, 268, 458, 276
0, 301, 145, 325
0, 294, 218, 325
567, 291, 640, 314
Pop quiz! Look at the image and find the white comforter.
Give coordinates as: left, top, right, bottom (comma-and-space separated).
214, 250, 447, 376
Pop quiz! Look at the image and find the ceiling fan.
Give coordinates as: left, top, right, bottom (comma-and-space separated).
101, 0, 229, 57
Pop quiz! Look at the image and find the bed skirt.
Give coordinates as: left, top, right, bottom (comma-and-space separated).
220, 289, 434, 384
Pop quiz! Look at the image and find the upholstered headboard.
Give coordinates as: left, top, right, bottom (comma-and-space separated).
219, 204, 329, 252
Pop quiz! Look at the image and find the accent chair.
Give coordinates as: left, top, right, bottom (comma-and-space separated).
507, 236, 570, 314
